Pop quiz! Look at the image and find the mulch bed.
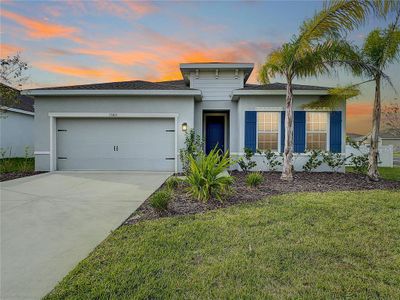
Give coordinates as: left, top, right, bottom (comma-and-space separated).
125, 171, 400, 225
0, 172, 46, 182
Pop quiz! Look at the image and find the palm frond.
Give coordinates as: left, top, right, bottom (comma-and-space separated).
303, 84, 361, 109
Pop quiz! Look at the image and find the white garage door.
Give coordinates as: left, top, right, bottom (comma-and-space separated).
56, 118, 175, 171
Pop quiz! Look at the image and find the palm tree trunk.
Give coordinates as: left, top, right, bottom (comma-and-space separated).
281, 78, 294, 181
368, 75, 381, 181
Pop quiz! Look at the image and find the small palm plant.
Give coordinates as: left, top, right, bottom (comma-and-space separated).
185, 147, 234, 202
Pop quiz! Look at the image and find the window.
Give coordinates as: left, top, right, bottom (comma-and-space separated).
306, 112, 328, 150
257, 112, 279, 151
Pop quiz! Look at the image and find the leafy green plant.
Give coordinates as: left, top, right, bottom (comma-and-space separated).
246, 172, 263, 187
349, 154, 369, 175
18, 146, 32, 173
0, 147, 13, 173
179, 128, 204, 173
238, 148, 257, 172
257, 149, 282, 171
149, 189, 172, 212
303, 149, 323, 172
322, 151, 351, 172
185, 147, 234, 202
165, 176, 181, 191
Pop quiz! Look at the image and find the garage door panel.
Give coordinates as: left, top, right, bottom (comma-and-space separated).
56, 118, 175, 171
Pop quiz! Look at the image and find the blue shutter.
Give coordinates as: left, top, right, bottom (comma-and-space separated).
245, 111, 257, 152
330, 111, 342, 153
281, 111, 285, 153
294, 111, 306, 153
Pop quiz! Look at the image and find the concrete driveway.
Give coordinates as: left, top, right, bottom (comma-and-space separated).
0, 171, 170, 300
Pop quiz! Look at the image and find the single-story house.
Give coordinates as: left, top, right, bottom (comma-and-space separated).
380, 131, 400, 152
0, 83, 35, 157
22, 62, 345, 172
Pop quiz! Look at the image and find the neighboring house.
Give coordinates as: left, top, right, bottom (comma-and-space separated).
22, 62, 345, 172
380, 131, 400, 152
0, 84, 35, 157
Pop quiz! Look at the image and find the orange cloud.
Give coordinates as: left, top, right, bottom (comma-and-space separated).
346, 102, 372, 134
123, 0, 158, 15
35, 62, 130, 82
0, 43, 23, 57
93, 0, 157, 19
1, 9, 82, 42
73, 48, 158, 65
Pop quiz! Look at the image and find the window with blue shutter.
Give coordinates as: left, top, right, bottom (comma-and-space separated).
245, 111, 256, 152
280, 111, 285, 152
294, 111, 306, 153
330, 111, 342, 153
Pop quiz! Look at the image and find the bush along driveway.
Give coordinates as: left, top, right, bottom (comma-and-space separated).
45, 190, 400, 299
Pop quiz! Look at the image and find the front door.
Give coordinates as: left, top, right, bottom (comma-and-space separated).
205, 115, 225, 154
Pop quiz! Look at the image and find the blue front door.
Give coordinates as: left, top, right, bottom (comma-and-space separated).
205, 115, 225, 154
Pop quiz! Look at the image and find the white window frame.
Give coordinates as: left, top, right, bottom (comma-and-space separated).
256, 111, 281, 153
305, 111, 330, 152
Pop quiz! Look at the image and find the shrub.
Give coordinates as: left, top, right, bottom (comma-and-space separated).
149, 189, 172, 212
179, 129, 204, 173
246, 172, 263, 187
238, 148, 257, 172
303, 149, 323, 172
350, 154, 369, 174
165, 176, 181, 190
185, 147, 234, 202
322, 151, 351, 172
18, 146, 33, 173
257, 149, 282, 171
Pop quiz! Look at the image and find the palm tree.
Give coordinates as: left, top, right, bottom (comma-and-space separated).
354, 14, 400, 181
259, 0, 398, 181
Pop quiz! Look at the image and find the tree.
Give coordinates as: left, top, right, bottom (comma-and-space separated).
259, 0, 398, 181
344, 13, 400, 181
0, 53, 29, 109
382, 102, 400, 136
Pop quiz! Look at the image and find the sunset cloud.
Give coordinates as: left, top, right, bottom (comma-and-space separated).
346, 102, 372, 134
73, 48, 159, 66
0, 43, 23, 57
34, 62, 130, 82
1, 9, 82, 42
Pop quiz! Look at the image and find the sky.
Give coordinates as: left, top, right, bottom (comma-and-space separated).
1, 0, 399, 135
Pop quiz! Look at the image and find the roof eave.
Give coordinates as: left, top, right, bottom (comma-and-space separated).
231, 89, 329, 100
21, 89, 202, 99
180, 63, 254, 85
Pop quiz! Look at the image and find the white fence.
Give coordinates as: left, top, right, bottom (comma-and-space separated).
345, 145, 393, 167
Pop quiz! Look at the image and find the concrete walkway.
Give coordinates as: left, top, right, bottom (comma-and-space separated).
0, 171, 170, 300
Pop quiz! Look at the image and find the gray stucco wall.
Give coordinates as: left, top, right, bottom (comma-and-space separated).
34, 96, 194, 171
0, 110, 34, 157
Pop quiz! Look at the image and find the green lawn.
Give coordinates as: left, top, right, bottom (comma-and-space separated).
346, 166, 400, 181
45, 190, 400, 299
0, 157, 34, 173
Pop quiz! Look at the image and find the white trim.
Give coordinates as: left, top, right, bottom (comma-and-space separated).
175, 117, 178, 173
22, 89, 202, 97
255, 107, 284, 111
231, 89, 329, 100
181, 63, 254, 70
255, 111, 280, 153
1, 106, 35, 116
48, 112, 179, 118
50, 116, 55, 171
304, 111, 330, 152
34, 151, 50, 155
49, 112, 178, 173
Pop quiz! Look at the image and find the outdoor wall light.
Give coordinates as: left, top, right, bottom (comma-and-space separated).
182, 122, 188, 132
